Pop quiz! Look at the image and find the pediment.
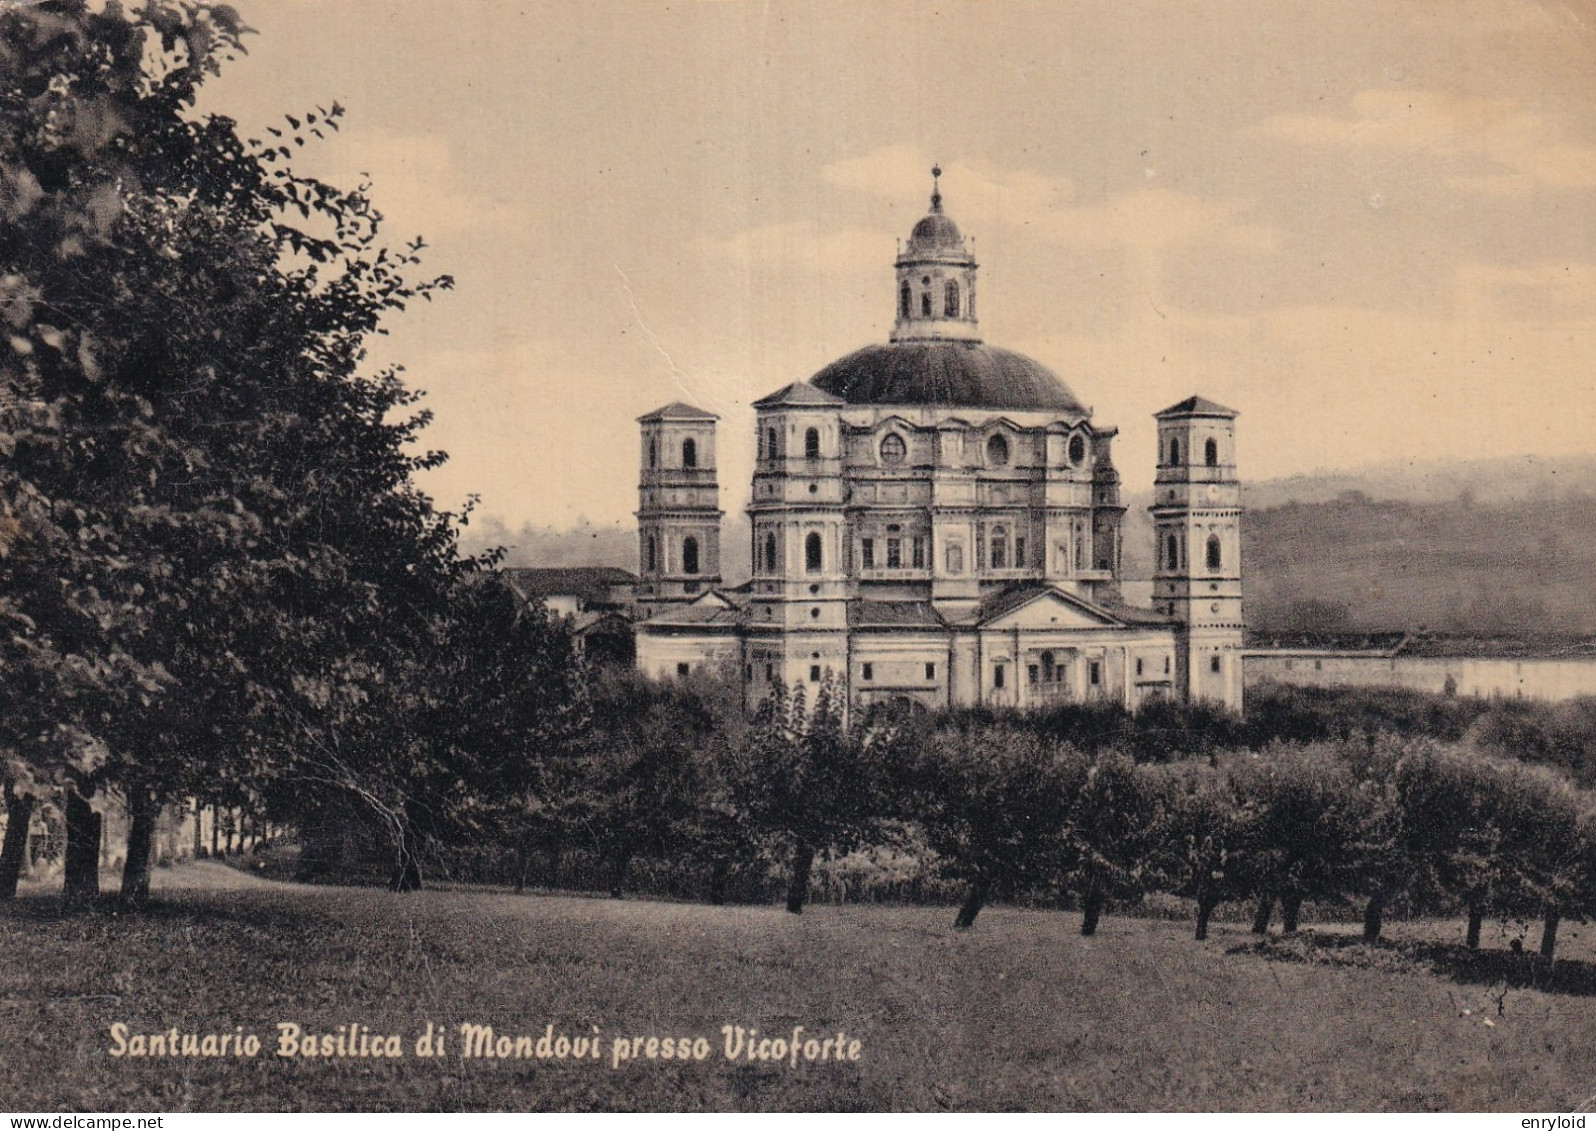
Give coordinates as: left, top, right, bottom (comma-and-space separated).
979, 587, 1129, 631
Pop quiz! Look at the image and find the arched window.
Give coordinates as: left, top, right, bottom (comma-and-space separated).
920, 289, 932, 317
1166, 533, 1179, 571
990, 525, 1008, 569
764, 531, 777, 574
1068, 434, 1086, 466
682, 438, 697, 468
1205, 437, 1219, 467
879, 433, 907, 465
804, 427, 820, 459
1206, 535, 1222, 571
899, 282, 911, 319
805, 532, 822, 574
1169, 437, 1181, 466
766, 427, 779, 460
944, 280, 960, 318
682, 536, 700, 575
986, 433, 1010, 466
648, 438, 657, 468
645, 535, 656, 573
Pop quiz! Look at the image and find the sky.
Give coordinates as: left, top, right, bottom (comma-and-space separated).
195, 0, 1596, 534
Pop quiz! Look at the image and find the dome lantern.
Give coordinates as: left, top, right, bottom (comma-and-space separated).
891, 167, 980, 344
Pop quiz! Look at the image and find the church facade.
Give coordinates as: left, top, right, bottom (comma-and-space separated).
633, 176, 1244, 714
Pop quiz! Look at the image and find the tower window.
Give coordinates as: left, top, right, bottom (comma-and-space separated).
764, 531, 777, 574
946, 543, 964, 573
1210, 654, 1222, 674
925, 662, 936, 681
645, 535, 656, 573
1136, 657, 1144, 676
1166, 533, 1179, 571
682, 438, 697, 468
994, 664, 1005, 690
1169, 437, 1181, 466
810, 665, 821, 683
767, 427, 779, 460
682, 536, 700, 575
1165, 656, 1172, 674
1206, 535, 1222, 571
986, 433, 1010, 466
1013, 537, 1026, 569
944, 280, 960, 318
1090, 661, 1101, 686
899, 283, 911, 319
879, 433, 907, 465
804, 427, 820, 459
1205, 437, 1219, 467
912, 535, 926, 569
1069, 434, 1087, 466
887, 537, 902, 569
805, 532, 822, 573
990, 525, 1008, 569
921, 289, 932, 317
862, 663, 873, 681
648, 438, 657, 468
861, 538, 875, 569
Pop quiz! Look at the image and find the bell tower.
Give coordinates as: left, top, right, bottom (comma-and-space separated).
1150, 396, 1243, 712
636, 402, 723, 619
891, 167, 980, 344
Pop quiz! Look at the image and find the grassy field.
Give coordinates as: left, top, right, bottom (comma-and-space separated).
5, 864, 1596, 1112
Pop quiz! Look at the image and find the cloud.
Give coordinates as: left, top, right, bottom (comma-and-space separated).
299, 128, 535, 240
819, 146, 1276, 256
1254, 89, 1596, 195
693, 220, 884, 276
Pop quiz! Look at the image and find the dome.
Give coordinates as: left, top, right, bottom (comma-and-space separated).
809, 341, 1085, 412
908, 210, 963, 253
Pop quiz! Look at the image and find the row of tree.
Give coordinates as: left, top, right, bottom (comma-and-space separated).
0, 1, 595, 905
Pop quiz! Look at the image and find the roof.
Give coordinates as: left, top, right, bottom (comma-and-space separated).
848, 601, 947, 629
1156, 395, 1238, 419
637, 401, 718, 423
752, 381, 846, 409
499, 566, 635, 601
810, 341, 1085, 412
639, 603, 747, 628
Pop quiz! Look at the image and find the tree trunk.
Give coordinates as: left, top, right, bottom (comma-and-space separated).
607, 852, 629, 899
0, 787, 35, 900
1281, 894, 1302, 935
785, 839, 815, 915
1080, 886, 1105, 936
63, 788, 102, 905
513, 840, 528, 894
953, 876, 990, 930
1362, 891, 1385, 943
1466, 904, 1482, 949
119, 788, 157, 906
1195, 892, 1218, 941
1251, 895, 1274, 935
191, 798, 202, 859
388, 814, 423, 893
210, 803, 220, 858
1541, 912, 1560, 962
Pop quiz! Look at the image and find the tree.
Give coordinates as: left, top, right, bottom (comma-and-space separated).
731, 678, 896, 914
1154, 757, 1256, 941
1061, 751, 1163, 936
906, 723, 1087, 930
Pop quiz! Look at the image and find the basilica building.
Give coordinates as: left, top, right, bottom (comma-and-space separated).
632, 175, 1244, 714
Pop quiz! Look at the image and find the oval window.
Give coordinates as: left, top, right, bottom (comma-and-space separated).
986, 433, 1010, 466
1068, 434, 1086, 465
879, 433, 907, 465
